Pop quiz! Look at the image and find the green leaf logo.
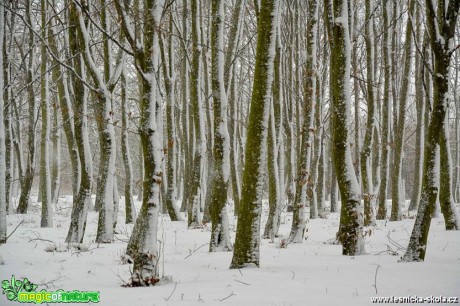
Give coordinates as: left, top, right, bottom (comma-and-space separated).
1, 275, 38, 301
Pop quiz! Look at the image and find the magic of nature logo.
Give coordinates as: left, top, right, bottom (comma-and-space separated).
1, 275, 100, 304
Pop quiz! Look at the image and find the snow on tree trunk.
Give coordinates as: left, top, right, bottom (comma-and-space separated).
75, 0, 118, 243
121, 68, 136, 224
48, 18, 80, 199
4, 11, 14, 215
65, 2, 92, 243
264, 21, 282, 239
16, 0, 37, 214
188, 0, 205, 228
51, 86, 61, 207
287, 0, 317, 244
325, 0, 364, 256
40, 0, 53, 228
390, 0, 415, 222
310, 78, 323, 220
0, 0, 6, 243
115, 0, 165, 285
230, 0, 278, 268
439, 109, 460, 230
402, 0, 460, 262
408, 5, 424, 212
377, 0, 393, 220
160, 12, 182, 222
360, 0, 376, 226
208, 0, 232, 252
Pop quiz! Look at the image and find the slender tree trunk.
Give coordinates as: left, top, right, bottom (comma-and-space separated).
39, 0, 53, 227
208, 0, 232, 251
3, 14, 13, 215
325, 0, 364, 255
0, 0, 6, 244
439, 110, 460, 230
390, 0, 415, 221
230, 0, 279, 268
17, 0, 37, 214
360, 0, 376, 226
115, 0, 165, 285
50, 82, 61, 206
65, 0, 93, 243
408, 11, 425, 212
188, 0, 205, 228
287, 0, 317, 244
121, 69, 136, 224
330, 155, 338, 213
75, 0, 118, 242
377, 0, 392, 220
48, 15, 81, 200
402, 0, 460, 262
264, 21, 282, 238
159, 13, 181, 221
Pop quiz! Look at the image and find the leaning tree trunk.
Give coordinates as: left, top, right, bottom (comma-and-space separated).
325, 0, 364, 256
48, 13, 81, 200
402, 0, 460, 262
16, 0, 37, 214
76, 0, 119, 243
230, 0, 278, 268
65, 1, 93, 243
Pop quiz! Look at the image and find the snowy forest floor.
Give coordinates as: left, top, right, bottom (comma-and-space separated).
1, 197, 459, 306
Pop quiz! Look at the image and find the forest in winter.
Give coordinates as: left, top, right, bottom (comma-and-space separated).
0, 0, 460, 305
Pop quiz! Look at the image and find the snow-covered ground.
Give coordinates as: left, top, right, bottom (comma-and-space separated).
1, 197, 459, 305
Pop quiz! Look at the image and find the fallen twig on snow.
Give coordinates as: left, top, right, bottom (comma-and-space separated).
164, 282, 178, 301
6, 220, 25, 241
184, 243, 208, 259
219, 291, 236, 301
372, 264, 381, 294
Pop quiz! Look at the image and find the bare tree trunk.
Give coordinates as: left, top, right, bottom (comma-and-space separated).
39, 0, 53, 227
188, 0, 205, 228
230, 0, 278, 268
17, 0, 37, 214
115, 0, 165, 285
325, 0, 364, 255
65, 0, 92, 243
159, 11, 181, 221
408, 9, 424, 213
390, 0, 415, 221
402, 0, 460, 262
121, 69, 136, 224
3, 12, 14, 215
208, 0, 232, 251
377, 0, 392, 220
361, 0, 376, 226
439, 109, 460, 230
287, 0, 317, 244
0, 0, 6, 244
264, 21, 282, 238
